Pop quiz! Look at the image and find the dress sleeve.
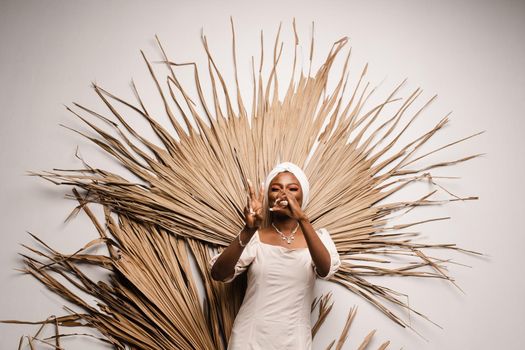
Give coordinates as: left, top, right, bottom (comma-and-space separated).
312, 228, 341, 280
208, 232, 258, 283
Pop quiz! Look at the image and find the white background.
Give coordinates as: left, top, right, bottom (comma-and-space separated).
1, 0, 524, 349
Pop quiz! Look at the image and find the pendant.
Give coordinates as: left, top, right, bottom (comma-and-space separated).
272, 222, 298, 245
281, 235, 295, 244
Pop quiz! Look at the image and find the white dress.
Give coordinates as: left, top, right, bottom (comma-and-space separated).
209, 228, 341, 350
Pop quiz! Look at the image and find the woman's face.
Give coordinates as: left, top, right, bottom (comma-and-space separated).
267, 171, 303, 208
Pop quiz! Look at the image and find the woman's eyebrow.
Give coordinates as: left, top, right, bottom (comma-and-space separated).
271, 182, 299, 186
270, 182, 299, 187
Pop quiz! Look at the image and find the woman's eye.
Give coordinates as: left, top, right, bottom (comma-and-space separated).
289, 188, 298, 191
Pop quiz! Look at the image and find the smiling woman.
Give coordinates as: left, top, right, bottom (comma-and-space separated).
209, 162, 341, 349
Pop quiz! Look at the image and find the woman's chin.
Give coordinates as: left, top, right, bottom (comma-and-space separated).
270, 210, 290, 219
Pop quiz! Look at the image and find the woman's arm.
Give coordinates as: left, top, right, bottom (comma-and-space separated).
210, 225, 257, 281
278, 188, 331, 277
210, 179, 264, 282
298, 216, 331, 278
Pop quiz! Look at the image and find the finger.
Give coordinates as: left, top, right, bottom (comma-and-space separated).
269, 203, 287, 212
247, 179, 256, 201
246, 193, 252, 212
248, 194, 256, 215
271, 200, 283, 209
282, 191, 301, 217
258, 182, 264, 201
277, 193, 289, 206
276, 197, 288, 207
283, 190, 298, 204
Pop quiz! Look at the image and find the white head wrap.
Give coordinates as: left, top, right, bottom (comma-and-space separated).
264, 162, 310, 210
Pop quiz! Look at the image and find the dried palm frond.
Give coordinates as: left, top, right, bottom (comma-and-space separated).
4, 17, 481, 348
5, 192, 386, 349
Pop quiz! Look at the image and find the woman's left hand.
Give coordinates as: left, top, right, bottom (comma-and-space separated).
269, 189, 307, 221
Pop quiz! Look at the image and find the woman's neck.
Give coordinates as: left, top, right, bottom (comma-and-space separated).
270, 215, 299, 232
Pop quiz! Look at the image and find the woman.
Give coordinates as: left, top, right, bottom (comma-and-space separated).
209, 162, 341, 349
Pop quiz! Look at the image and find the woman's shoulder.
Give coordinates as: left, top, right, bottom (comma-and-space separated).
246, 228, 262, 245
316, 227, 329, 235
316, 227, 335, 243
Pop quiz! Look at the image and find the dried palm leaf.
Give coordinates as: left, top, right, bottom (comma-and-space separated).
5, 194, 386, 349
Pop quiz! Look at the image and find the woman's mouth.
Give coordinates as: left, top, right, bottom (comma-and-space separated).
273, 199, 288, 207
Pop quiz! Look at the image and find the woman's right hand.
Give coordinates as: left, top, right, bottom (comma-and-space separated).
244, 179, 264, 229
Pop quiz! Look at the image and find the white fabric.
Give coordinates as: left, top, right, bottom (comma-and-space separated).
208, 228, 341, 349
264, 162, 310, 210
